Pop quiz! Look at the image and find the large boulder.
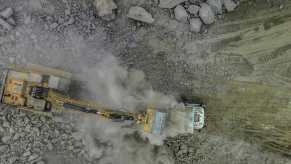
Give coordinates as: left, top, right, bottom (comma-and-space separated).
199, 3, 215, 24
127, 6, 154, 24
0, 8, 13, 19
0, 7, 15, 31
174, 5, 189, 23
1, 135, 11, 144
187, 5, 200, 16
159, 0, 187, 8
207, 0, 223, 14
189, 18, 202, 33
0, 18, 13, 30
223, 0, 238, 12
95, 0, 117, 20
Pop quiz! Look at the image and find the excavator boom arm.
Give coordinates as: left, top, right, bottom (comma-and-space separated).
47, 89, 145, 122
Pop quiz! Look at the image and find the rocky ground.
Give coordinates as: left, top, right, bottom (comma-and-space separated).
0, 0, 291, 163
0, 105, 90, 164
165, 134, 291, 164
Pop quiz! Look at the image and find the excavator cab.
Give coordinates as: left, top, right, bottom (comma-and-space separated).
29, 86, 49, 99
28, 86, 52, 112
0, 64, 72, 113
143, 103, 206, 135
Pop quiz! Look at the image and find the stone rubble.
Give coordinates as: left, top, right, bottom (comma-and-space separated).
223, 0, 239, 12
161, 0, 240, 33
31, 1, 105, 37
174, 5, 189, 23
159, 0, 188, 8
127, 6, 155, 24
189, 18, 203, 32
187, 5, 200, 15
0, 7, 15, 32
199, 3, 216, 24
94, 0, 118, 21
0, 18, 13, 31
207, 0, 223, 14
0, 105, 90, 164
165, 133, 291, 164
0, 8, 13, 19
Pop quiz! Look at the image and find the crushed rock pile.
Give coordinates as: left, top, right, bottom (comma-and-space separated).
0, 7, 16, 35
0, 105, 90, 164
30, 0, 104, 36
169, 0, 240, 33
165, 133, 291, 164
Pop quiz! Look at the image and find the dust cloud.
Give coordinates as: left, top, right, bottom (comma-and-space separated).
77, 116, 174, 164
74, 54, 179, 164
77, 55, 178, 111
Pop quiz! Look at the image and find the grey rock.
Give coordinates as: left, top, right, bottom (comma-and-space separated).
174, 5, 189, 23
94, 0, 117, 20
0, 126, 5, 132
0, 17, 13, 30
180, 144, 188, 153
9, 127, 15, 134
63, 17, 75, 26
159, 0, 187, 8
19, 132, 26, 137
73, 148, 82, 153
36, 160, 46, 164
65, 9, 71, 16
1, 135, 11, 143
72, 132, 82, 140
0, 145, 8, 152
68, 145, 74, 150
6, 17, 16, 26
223, 0, 238, 12
25, 124, 31, 131
8, 157, 17, 163
50, 23, 58, 29
189, 18, 202, 33
189, 0, 200, 4
187, 5, 200, 15
207, 0, 223, 14
183, 1, 191, 9
0, 106, 88, 162
127, 6, 154, 24
28, 154, 39, 161
47, 142, 53, 151
12, 133, 20, 140
199, 3, 216, 24
0, 8, 13, 19
23, 151, 31, 157
280, 4, 284, 10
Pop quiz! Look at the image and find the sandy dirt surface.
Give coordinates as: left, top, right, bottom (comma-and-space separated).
1, 0, 291, 164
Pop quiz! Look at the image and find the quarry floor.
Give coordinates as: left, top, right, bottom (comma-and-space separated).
1, 0, 291, 164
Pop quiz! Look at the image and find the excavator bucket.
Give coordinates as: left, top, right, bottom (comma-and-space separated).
169, 104, 205, 134
143, 104, 205, 135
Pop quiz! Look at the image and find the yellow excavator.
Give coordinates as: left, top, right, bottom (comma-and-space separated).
0, 64, 203, 135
